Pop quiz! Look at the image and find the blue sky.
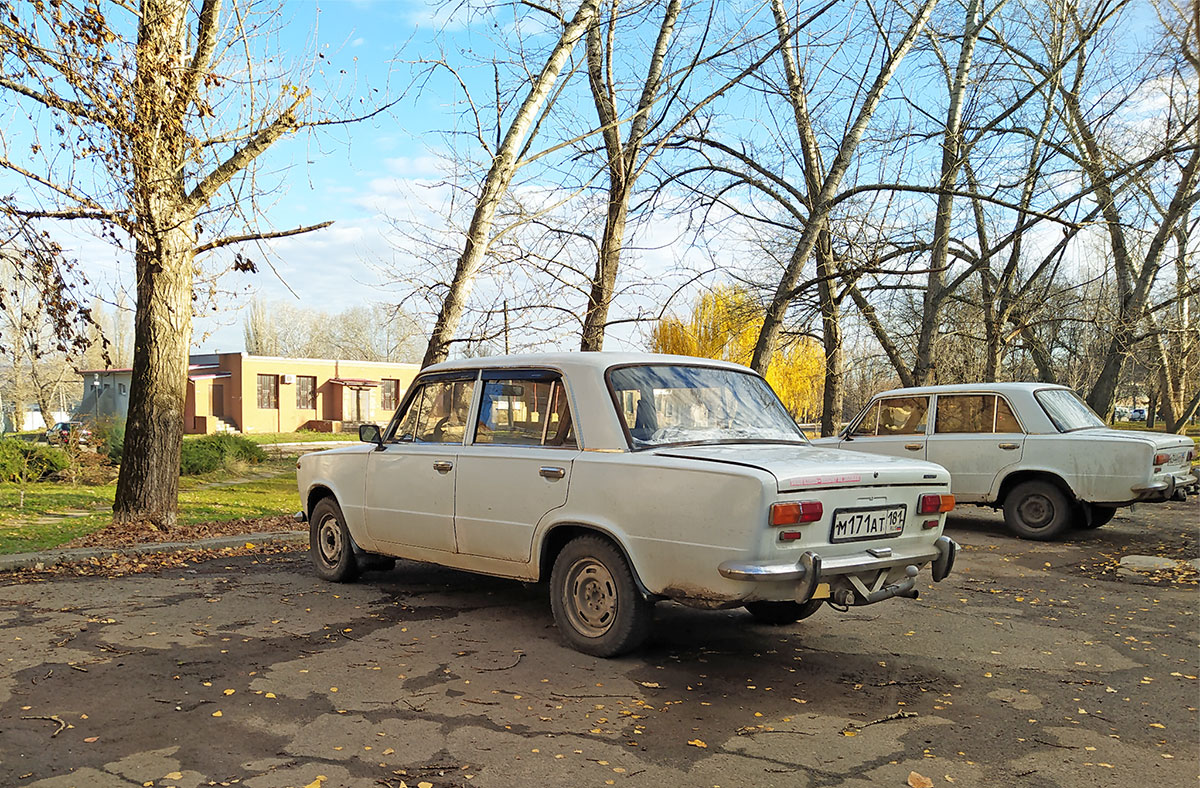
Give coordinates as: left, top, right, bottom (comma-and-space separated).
10, 0, 1172, 360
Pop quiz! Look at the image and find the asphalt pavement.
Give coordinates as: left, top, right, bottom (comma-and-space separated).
0, 500, 1195, 788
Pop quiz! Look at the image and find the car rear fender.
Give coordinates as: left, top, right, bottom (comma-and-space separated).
995, 469, 1076, 506
536, 521, 654, 599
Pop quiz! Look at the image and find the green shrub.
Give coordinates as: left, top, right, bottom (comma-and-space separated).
92, 418, 125, 462
0, 438, 71, 482
180, 433, 266, 475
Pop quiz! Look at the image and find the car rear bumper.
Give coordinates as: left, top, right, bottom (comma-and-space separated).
1131, 468, 1199, 502
717, 535, 958, 605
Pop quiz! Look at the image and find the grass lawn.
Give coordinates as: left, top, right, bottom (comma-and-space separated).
1113, 420, 1200, 439
0, 458, 300, 555
232, 431, 357, 445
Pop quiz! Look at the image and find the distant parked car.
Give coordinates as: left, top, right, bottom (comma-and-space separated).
45, 421, 91, 446
1129, 408, 1147, 422
296, 352, 958, 657
814, 383, 1197, 541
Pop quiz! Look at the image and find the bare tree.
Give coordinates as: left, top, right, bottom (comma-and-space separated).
0, 0, 354, 527
749, 0, 940, 374
421, 0, 601, 368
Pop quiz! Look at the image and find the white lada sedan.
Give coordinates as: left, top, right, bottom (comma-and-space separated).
295, 353, 958, 657
813, 383, 1198, 541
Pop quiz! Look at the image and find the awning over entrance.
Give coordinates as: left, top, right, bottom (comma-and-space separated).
329, 378, 380, 389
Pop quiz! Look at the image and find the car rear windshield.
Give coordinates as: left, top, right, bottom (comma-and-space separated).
608, 364, 805, 449
1035, 388, 1105, 432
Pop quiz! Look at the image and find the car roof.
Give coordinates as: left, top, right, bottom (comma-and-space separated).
872, 382, 1071, 397
422, 351, 754, 377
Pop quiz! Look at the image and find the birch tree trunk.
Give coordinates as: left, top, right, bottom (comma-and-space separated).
750, 0, 939, 374
423, 0, 600, 367
579, 0, 681, 351
912, 0, 983, 385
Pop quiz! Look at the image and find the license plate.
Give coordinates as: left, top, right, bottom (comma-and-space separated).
831, 505, 906, 542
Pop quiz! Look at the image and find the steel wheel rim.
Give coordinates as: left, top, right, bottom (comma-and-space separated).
317, 514, 343, 567
563, 557, 617, 638
1018, 494, 1054, 529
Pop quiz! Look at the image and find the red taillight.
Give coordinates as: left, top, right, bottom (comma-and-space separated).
1153, 453, 1169, 466
770, 501, 823, 526
918, 493, 955, 514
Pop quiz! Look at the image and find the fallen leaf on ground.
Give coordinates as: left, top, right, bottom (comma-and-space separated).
908, 771, 934, 788
83, 736, 99, 743
687, 739, 707, 748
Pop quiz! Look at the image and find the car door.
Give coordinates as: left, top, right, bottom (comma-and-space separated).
364, 374, 477, 553
925, 393, 1025, 502
840, 395, 931, 461
453, 371, 579, 563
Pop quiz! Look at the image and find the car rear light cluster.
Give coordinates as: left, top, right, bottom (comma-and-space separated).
1153, 453, 1170, 466
771, 501, 822, 542
770, 500, 823, 526
917, 493, 955, 515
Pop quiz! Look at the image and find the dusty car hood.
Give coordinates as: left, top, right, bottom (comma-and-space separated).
652, 444, 949, 492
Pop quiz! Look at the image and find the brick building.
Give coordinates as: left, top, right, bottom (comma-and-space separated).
79, 353, 420, 435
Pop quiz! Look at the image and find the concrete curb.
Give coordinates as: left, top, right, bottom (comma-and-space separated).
0, 530, 309, 572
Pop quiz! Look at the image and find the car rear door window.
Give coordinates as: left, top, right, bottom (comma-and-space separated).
474, 376, 575, 448
935, 394, 1024, 434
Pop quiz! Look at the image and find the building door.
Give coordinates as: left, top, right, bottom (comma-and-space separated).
212, 384, 225, 418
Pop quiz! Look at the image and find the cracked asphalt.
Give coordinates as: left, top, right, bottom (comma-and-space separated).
0, 499, 1196, 788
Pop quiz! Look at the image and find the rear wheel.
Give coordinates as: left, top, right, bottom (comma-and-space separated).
1003, 480, 1072, 540
1077, 504, 1117, 529
550, 535, 653, 657
744, 599, 824, 625
310, 497, 360, 583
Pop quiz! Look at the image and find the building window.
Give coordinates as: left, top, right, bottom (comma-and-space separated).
296, 376, 316, 409
381, 379, 399, 411
118, 383, 127, 395
257, 374, 278, 409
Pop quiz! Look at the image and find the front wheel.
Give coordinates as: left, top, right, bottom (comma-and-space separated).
744, 599, 824, 625
1003, 480, 1073, 541
550, 535, 653, 657
309, 497, 360, 583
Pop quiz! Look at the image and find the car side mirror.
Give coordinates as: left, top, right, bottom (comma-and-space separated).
359, 423, 384, 449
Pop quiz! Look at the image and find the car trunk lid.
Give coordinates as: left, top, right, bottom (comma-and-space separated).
652, 443, 949, 492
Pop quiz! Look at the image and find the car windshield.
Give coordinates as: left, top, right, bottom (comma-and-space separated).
608, 364, 806, 449
1035, 388, 1105, 432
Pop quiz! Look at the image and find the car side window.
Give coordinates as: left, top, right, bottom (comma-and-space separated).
935, 395, 992, 433
876, 396, 929, 436
474, 377, 576, 448
935, 394, 1024, 434
850, 401, 880, 436
392, 380, 476, 444
995, 397, 1021, 433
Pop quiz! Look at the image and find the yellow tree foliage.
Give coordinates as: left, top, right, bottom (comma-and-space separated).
649, 286, 823, 419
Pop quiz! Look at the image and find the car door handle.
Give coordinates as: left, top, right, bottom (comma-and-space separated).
539, 466, 566, 480
432, 460, 454, 473
998, 443, 1020, 450
904, 443, 923, 451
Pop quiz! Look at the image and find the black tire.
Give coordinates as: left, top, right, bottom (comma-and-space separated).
549, 535, 653, 657
744, 599, 824, 625
309, 497, 360, 583
1077, 504, 1118, 529
1003, 480, 1073, 540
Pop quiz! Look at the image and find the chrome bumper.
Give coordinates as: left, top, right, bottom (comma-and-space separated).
293, 510, 308, 523
1132, 469, 1199, 501
717, 536, 958, 604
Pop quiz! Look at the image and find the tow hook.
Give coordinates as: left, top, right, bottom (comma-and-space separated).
831, 566, 920, 606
